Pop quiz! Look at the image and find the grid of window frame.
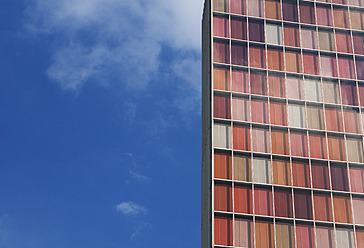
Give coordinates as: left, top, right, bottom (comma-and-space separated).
211, 0, 364, 247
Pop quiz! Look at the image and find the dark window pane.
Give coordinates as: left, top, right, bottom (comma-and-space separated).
282, 1, 298, 22
231, 42, 248, 66
274, 188, 293, 217
331, 164, 349, 191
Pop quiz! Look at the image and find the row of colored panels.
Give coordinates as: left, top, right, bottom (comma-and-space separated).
214, 123, 364, 162
214, 94, 363, 134
213, 0, 364, 23
213, 39, 364, 80
215, 182, 364, 223
214, 214, 364, 247
213, 16, 364, 54
214, 152, 364, 192
213, 67, 364, 106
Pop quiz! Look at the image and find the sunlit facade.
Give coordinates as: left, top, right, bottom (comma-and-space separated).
202, 0, 364, 247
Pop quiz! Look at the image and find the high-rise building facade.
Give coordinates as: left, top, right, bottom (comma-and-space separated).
202, 0, 364, 247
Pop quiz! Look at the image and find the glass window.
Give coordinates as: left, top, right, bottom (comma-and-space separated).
249, 20, 264, 42
267, 48, 284, 71
349, 0, 364, 6
266, 23, 282, 45
234, 185, 253, 214
311, 161, 330, 189
301, 28, 317, 49
349, 165, 364, 193
270, 100, 287, 126
231, 99, 249, 124
341, 82, 358, 106
252, 127, 270, 153
214, 94, 231, 119
325, 106, 343, 132
323, 80, 340, 103
269, 73, 285, 98
316, 5, 333, 26
307, 105, 324, 130
320, 55, 338, 78
328, 135, 346, 161
284, 24, 300, 47
274, 188, 293, 217
333, 195, 353, 223
251, 98, 269, 123
309, 133, 327, 159
333, 7, 350, 29
336, 31, 352, 54
214, 40, 230, 64
285, 50, 302, 73
305, 79, 322, 102
213, 0, 229, 12
231, 0, 246, 15
234, 155, 251, 181
231, 42, 248, 66
271, 129, 289, 155
234, 218, 253, 247
350, 9, 364, 31
213, 16, 229, 38
303, 53, 320, 75
331, 164, 349, 191
316, 226, 335, 248
287, 76, 304, 100
247, 0, 264, 17
273, 159, 291, 186
232, 96, 250, 122
294, 190, 313, 219
214, 182, 232, 211
254, 186, 273, 215
231, 17, 247, 40
265, 0, 281, 20
214, 123, 231, 148
249, 45, 266, 69
336, 228, 355, 247
292, 160, 310, 186
356, 57, 364, 81
314, 193, 333, 221
318, 30, 335, 51
338, 56, 355, 79
300, 3, 315, 24
343, 107, 361, 133
232, 69, 249, 93
250, 70, 267, 95
214, 215, 233, 246
276, 222, 295, 248
252, 157, 272, 183
214, 152, 232, 179
282, 0, 298, 22
296, 224, 315, 248
353, 33, 364, 55
288, 103, 306, 128
214, 66, 230, 91
255, 220, 274, 248
290, 132, 309, 157
360, 84, 364, 107
346, 137, 364, 163
353, 197, 364, 225
233, 124, 251, 151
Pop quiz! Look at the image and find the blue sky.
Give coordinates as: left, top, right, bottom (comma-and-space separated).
0, 0, 203, 247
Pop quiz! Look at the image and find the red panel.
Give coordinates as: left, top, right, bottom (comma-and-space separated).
214, 183, 232, 212
234, 185, 252, 214
233, 125, 251, 151
309, 134, 327, 159
214, 153, 232, 179
214, 216, 233, 246
254, 187, 273, 216
296, 224, 315, 248
214, 95, 231, 119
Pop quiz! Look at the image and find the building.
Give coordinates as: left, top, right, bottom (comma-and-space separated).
202, 0, 364, 247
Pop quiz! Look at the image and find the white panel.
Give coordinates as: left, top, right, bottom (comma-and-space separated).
288, 104, 306, 128
214, 123, 231, 149
252, 157, 271, 183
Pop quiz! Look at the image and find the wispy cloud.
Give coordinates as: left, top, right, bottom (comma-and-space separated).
24, 0, 203, 93
129, 170, 150, 182
115, 202, 147, 216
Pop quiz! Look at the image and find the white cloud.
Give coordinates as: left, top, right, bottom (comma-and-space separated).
115, 202, 147, 216
24, 0, 203, 92
129, 170, 150, 182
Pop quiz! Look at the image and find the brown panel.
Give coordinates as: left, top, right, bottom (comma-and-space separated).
314, 193, 333, 221
214, 153, 232, 179
234, 155, 251, 181
273, 159, 291, 186
214, 183, 232, 212
214, 67, 230, 91
255, 221, 274, 248
333, 195, 352, 224
234, 185, 252, 214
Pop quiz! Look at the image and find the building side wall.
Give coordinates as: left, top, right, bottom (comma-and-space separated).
201, 0, 212, 248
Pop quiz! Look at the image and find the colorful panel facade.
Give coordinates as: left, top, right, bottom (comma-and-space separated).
203, 0, 364, 247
